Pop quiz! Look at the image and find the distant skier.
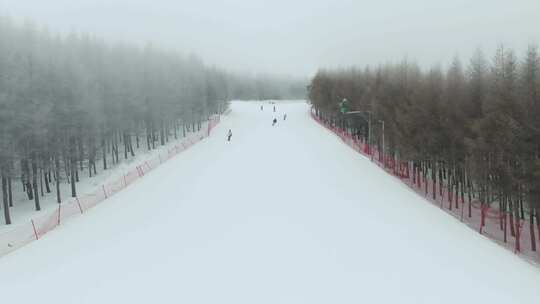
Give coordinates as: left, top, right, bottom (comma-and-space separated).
272, 118, 277, 126
283, 114, 287, 121
273, 105, 276, 112
227, 129, 232, 141
260, 105, 263, 111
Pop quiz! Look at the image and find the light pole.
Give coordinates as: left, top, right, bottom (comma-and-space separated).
342, 110, 372, 156
337, 97, 382, 161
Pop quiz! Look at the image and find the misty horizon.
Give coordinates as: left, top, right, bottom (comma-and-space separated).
1, 0, 539, 78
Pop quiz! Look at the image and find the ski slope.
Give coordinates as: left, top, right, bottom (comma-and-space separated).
0, 101, 539, 303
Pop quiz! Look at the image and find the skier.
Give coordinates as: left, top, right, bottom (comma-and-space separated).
227, 129, 232, 141
273, 105, 276, 112
260, 105, 263, 111
283, 114, 287, 121
272, 118, 277, 126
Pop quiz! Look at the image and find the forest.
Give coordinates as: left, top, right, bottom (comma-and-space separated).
0, 17, 304, 225
309, 45, 540, 249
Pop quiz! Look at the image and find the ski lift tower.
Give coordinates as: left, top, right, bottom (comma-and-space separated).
340, 101, 384, 163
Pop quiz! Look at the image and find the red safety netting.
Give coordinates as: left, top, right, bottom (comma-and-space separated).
0, 115, 221, 257
311, 111, 540, 264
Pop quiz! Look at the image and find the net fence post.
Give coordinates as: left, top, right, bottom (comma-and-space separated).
31, 219, 39, 240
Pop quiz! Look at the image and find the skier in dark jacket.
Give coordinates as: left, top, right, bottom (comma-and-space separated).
227, 129, 232, 141
272, 118, 277, 126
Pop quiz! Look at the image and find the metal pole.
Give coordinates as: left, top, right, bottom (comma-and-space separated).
344, 110, 371, 156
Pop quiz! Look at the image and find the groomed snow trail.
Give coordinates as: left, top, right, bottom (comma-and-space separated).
1, 101, 539, 303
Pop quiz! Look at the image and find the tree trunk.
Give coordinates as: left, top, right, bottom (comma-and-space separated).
115, 132, 119, 163
454, 174, 459, 209
509, 198, 515, 237
448, 171, 453, 210
438, 166, 443, 197
2, 176, 11, 225
432, 161, 436, 200
124, 131, 128, 159
530, 209, 536, 251
44, 170, 51, 193
499, 191, 504, 230
115, 136, 119, 163
23, 159, 33, 200
460, 173, 465, 207
537, 208, 540, 243
519, 194, 525, 220
111, 136, 116, 165
160, 122, 165, 146
424, 163, 428, 195
70, 154, 77, 198
412, 163, 416, 186
89, 157, 93, 177
7, 176, 13, 207
40, 168, 44, 197
467, 172, 472, 218
102, 134, 107, 170
32, 159, 40, 211
78, 138, 84, 171
503, 202, 507, 243
75, 161, 79, 183
55, 156, 61, 203
514, 199, 521, 252
152, 126, 156, 149
129, 133, 135, 157
146, 124, 152, 151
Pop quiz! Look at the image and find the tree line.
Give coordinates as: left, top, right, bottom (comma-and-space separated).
309, 45, 540, 250
0, 17, 302, 225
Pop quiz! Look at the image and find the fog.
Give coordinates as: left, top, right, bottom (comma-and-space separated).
1, 0, 539, 77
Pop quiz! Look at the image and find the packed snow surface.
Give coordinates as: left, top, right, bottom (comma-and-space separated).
1, 101, 539, 303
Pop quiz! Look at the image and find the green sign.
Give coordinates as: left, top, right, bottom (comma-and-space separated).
339, 98, 349, 114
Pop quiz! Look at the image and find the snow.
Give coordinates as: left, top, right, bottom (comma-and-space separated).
0, 101, 539, 303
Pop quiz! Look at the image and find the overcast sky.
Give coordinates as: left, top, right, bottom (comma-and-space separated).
0, 0, 539, 77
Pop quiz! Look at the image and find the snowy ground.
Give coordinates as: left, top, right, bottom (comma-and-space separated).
1, 101, 539, 303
